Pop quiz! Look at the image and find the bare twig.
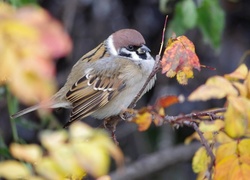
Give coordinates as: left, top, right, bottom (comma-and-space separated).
128, 55, 161, 109
109, 142, 200, 180
186, 122, 215, 180
158, 15, 168, 56
163, 108, 227, 180
164, 107, 226, 125
128, 15, 168, 109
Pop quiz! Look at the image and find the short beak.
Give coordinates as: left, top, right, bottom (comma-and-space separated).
138, 44, 151, 54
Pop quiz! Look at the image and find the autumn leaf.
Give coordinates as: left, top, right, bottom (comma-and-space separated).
214, 140, 250, 180
161, 35, 200, 85
199, 120, 224, 132
0, 122, 123, 179
224, 97, 250, 138
192, 147, 210, 173
0, 160, 31, 179
155, 95, 184, 109
188, 76, 238, 101
10, 143, 42, 163
245, 72, 250, 99
224, 64, 248, 81
0, 3, 72, 104
131, 108, 153, 131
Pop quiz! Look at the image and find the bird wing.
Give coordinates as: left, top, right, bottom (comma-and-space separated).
64, 68, 126, 127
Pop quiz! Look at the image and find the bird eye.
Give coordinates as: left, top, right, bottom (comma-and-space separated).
127, 45, 135, 51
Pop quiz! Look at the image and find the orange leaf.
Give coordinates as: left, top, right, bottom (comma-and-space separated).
214, 139, 250, 180
131, 109, 152, 131
214, 155, 238, 180
161, 35, 200, 85
155, 95, 184, 108
216, 141, 237, 163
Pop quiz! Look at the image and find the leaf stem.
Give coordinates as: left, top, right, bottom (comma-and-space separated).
6, 86, 19, 142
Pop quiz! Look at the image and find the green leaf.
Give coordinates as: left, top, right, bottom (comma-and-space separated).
168, 0, 197, 37
8, 0, 37, 7
197, 0, 225, 49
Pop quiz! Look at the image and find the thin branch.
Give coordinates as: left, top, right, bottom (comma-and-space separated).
164, 108, 226, 124
128, 16, 168, 109
185, 122, 215, 180
128, 55, 161, 109
158, 15, 168, 55
162, 108, 227, 180
109, 142, 200, 180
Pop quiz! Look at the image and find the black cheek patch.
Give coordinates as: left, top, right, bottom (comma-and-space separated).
137, 53, 147, 60
119, 52, 132, 58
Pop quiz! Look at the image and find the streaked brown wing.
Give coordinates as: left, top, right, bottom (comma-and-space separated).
64, 71, 126, 127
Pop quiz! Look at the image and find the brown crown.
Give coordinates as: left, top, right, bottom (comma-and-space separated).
112, 29, 146, 51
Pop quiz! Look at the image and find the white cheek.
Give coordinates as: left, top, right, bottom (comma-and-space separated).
106, 35, 118, 56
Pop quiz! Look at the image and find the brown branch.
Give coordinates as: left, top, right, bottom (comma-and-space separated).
128, 55, 162, 109
185, 122, 215, 180
163, 107, 226, 125
109, 142, 200, 180
128, 15, 168, 108
162, 108, 227, 180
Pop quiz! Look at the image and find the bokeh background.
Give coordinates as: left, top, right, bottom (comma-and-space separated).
1, 0, 250, 179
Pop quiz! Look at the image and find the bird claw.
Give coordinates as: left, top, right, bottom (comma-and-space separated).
119, 109, 136, 121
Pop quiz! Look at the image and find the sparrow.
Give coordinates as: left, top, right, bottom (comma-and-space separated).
11, 29, 156, 127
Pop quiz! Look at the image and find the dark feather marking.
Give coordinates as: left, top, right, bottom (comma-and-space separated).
70, 93, 106, 121
118, 82, 126, 91
88, 76, 96, 85
81, 43, 103, 62
94, 78, 102, 89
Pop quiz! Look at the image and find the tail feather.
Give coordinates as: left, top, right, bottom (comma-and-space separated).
10, 104, 41, 119
10, 99, 71, 119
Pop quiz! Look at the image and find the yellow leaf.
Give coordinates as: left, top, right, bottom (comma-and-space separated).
36, 157, 65, 180
199, 120, 224, 132
69, 122, 95, 140
176, 67, 194, 85
224, 97, 250, 138
245, 72, 250, 99
224, 64, 248, 80
0, 160, 30, 179
188, 76, 238, 101
70, 122, 123, 176
240, 163, 250, 179
216, 141, 237, 163
185, 132, 214, 144
49, 144, 86, 179
192, 147, 210, 173
215, 132, 234, 144
40, 130, 68, 150
238, 139, 250, 157
233, 81, 248, 97
196, 171, 208, 180
10, 143, 42, 163
132, 110, 152, 131
214, 155, 238, 180
184, 132, 198, 144
72, 142, 110, 178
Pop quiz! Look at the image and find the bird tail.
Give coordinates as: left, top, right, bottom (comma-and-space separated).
10, 104, 42, 119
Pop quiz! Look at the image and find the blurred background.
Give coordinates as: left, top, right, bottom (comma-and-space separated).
1, 0, 250, 179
